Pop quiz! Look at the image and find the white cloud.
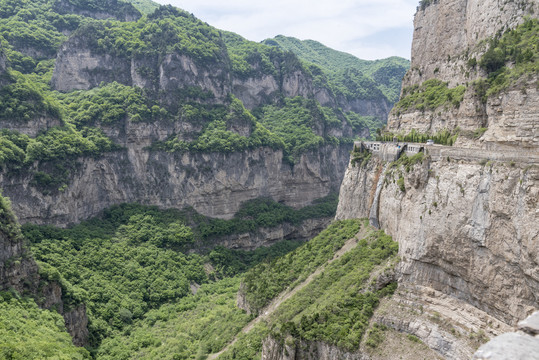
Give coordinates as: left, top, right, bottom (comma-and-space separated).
151, 0, 419, 60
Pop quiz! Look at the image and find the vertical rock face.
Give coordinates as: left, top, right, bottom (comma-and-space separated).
50, 33, 327, 110
2, 144, 350, 227
261, 336, 366, 360
406, 0, 537, 88
337, 157, 539, 326
388, 0, 538, 147
334, 2, 538, 358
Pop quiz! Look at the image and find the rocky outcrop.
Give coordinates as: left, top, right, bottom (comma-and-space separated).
50, 34, 327, 111
0, 117, 62, 138
50, 23, 391, 124
406, 0, 537, 88
214, 218, 331, 251
334, 2, 539, 359
64, 304, 89, 347
474, 311, 539, 359
2, 144, 350, 227
337, 155, 539, 326
389, 76, 539, 147
388, 0, 538, 146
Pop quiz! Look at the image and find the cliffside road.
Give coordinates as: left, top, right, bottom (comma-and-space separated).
357, 141, 539, 164
207, 225, 373, 360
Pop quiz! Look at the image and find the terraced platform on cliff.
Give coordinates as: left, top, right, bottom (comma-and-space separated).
207, 225, 373, 360
357, 141, 539, 164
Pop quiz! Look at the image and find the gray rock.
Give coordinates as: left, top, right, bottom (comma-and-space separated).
519, 311, 539, 336
474, 333, 539, 360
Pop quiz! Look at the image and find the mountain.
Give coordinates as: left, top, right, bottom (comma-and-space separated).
1, 0, 536, 358
0, 0, 397, 227
0, 0, 408, 356
263, 35, 410, 104
334, 0, 539, 358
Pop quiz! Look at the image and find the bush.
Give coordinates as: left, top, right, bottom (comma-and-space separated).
395, 79, 466, 112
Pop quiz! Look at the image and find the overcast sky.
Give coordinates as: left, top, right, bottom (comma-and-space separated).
151, 0, 419, 61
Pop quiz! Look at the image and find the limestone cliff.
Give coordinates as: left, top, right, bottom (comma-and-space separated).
337, 155, 539, 326
51, 29, 337, 112
388, 0, 538, 147
2, 144, 350, 227
406, 0, 536, 87
327, 1, 539, 359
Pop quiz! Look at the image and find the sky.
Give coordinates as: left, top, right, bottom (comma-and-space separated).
151, 0, 420, 61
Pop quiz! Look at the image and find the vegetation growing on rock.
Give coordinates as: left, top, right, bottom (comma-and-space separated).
394, 79, 466, 112
0, 292, 91, 359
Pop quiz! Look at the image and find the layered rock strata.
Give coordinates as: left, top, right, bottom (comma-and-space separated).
2, 144, 350, 227
337, 154, 539, 326
388, 0, 538, 146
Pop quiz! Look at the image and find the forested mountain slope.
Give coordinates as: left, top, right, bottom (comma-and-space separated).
0, 0, 399, 226
263, 35, 410, 104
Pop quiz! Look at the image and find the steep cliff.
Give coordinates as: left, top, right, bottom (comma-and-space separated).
330, 1, 539, 359
407, 0, 536, 87
0, 0, 398, 230
2, 143, 349, 227
387, 0, 538, 147
337, 154, 539, 326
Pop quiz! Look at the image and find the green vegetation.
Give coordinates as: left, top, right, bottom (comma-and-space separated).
96, 277, 251, 359
268, 230, 398, 351
0, 292, 91, 359
377, 128, 458, 146
351, 148, 372, 167
0, 0, 392, 172
0, 191, 23, 242
0, 125, 116, 171
196, 193, 339, 241
256, 97, 335, 162
0, 0, 70, 58
56, 81, 168, 125
93, 220, 398, 359
397, 175, 405, 192
154, 96, 358, 163
55, 0, 141, 20
395, 79, 466, 112
479, 18, 538, 96
0, 70, 60, 121
388, 152, 426, 173
80, 6, 225, 64
242, 219, 362, 313
22, 194, 338, 347
29, 215, 207, 345
365, 323, 388, 348
223, 31, 286, 79
218, 322, 270, 360
346, 113, 383, 138
124, 0, 160, 15
264, 35, 409, 104
209, 241, 303, 278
